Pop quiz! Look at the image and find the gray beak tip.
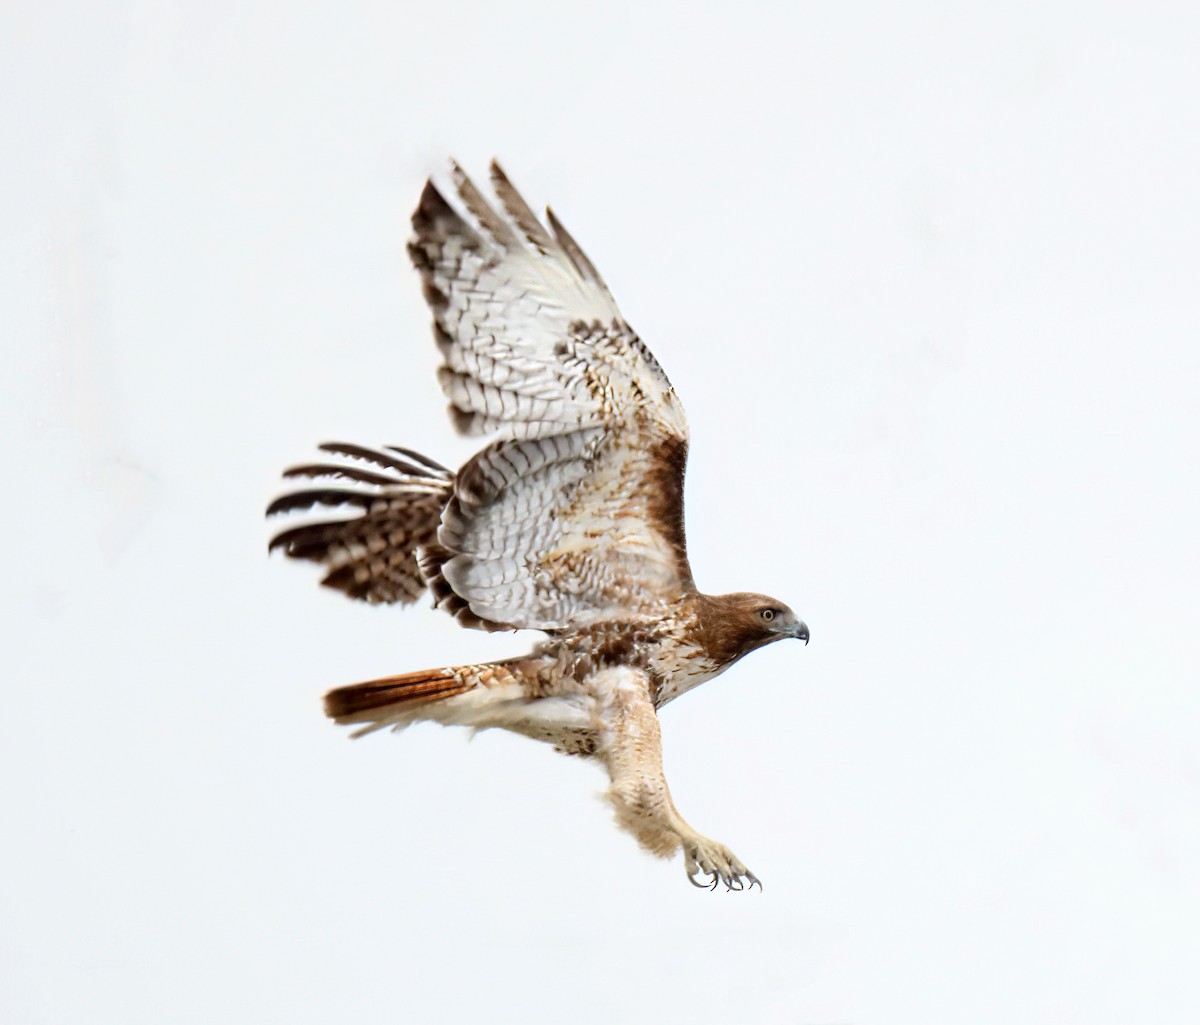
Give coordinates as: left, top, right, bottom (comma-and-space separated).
794, 621, 810, 645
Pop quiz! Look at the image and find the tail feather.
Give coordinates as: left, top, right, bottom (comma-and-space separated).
324, 667, 469, 722
324, 659, 527, 738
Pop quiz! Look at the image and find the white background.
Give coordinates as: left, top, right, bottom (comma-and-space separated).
4, 3, 1198, 1023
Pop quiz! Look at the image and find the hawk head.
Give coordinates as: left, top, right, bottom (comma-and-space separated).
695, 591, 809, 667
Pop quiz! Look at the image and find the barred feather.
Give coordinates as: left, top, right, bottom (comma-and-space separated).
267, 443, 453, 605
406, 164, 693, 631
264, 162, 802, 893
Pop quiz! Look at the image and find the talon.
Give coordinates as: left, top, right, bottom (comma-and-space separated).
708, 872, 719, 891
687, 869, 709, 889
746, 871, 762, 891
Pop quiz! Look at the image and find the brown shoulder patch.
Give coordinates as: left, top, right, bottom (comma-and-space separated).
645, 435, 693, 589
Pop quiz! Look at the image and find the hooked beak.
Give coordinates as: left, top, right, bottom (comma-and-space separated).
790, 620, 810, 645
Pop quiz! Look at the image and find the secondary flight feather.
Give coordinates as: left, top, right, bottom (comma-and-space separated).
268, 161, 809, 889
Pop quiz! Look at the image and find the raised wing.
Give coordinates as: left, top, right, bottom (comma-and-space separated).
409, 163, 692, 631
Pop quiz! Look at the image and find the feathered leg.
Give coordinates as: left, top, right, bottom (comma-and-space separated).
593, 668, 760, 891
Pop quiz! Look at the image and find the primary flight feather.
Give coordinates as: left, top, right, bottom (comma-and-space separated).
268, 161, 809, 890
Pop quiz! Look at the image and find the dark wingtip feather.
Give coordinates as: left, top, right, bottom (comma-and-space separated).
265, 488, 376, 518
383, 446, 451, 475
489, 161, 555, 253
281, 463, 401, 487
317, 442, 449, 479
448, 161, 514, 245
268, 519, 354, 557
546, 205, 609, 291
266, 442, 455, 606
411, 179, 456, 235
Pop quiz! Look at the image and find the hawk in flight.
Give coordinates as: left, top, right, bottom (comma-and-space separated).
268, 162, 809, 889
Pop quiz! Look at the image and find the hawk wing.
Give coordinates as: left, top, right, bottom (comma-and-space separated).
266, 443, 454, 604
410, 163, 692, 632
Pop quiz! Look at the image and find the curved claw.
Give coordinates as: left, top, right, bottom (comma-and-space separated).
683, 839, 760, 892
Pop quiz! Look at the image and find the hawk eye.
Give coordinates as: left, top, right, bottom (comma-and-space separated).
760, 608, 775, 622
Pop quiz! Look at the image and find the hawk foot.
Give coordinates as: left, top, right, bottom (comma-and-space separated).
683, 837, 760, 891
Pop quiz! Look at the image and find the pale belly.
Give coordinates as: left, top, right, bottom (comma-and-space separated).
405, 643, 728, 755
430, 685, 600, 755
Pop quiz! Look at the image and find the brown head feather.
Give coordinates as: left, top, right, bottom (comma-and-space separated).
689, 592, 806, 667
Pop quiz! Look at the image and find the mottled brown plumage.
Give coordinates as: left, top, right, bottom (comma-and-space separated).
268, 162, 808, 889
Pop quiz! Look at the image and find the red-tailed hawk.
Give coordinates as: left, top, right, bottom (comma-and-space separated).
268, 162, 809, 890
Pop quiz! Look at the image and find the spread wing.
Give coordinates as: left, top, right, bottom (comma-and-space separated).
409, 162, 692, 632
266, 444, 454, 604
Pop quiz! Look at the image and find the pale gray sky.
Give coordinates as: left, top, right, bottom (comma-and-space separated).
4, 3, 1198, 1023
